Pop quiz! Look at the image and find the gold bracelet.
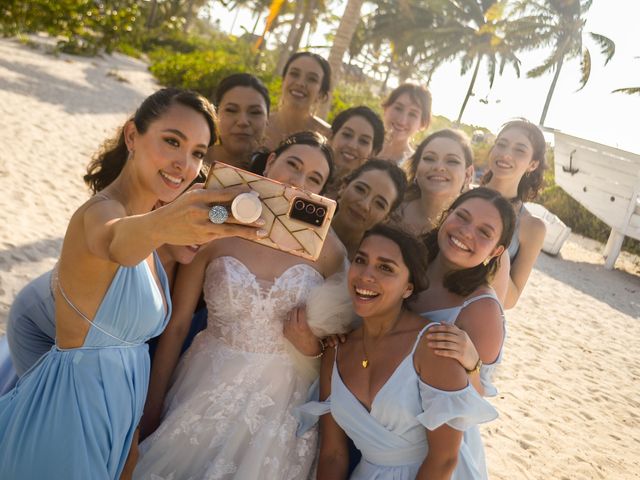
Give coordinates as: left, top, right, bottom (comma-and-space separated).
465, 358, 482, 374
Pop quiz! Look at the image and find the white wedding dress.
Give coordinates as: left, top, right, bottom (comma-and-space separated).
135, 256, 324, 480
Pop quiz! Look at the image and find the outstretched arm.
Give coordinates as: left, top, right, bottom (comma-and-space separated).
83, 186, 264, 267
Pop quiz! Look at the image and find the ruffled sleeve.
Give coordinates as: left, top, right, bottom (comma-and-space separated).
293, 379, 331, 436
416, 380, 498, 432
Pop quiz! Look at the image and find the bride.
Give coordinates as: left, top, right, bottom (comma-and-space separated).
135, 131, 346, 479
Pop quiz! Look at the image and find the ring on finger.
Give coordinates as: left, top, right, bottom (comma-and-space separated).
208, 205, 229, 224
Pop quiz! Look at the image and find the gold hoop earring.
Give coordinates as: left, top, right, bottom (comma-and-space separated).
483, 258, 490, 267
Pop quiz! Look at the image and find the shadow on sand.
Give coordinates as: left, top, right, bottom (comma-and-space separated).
534, 251, 639, 319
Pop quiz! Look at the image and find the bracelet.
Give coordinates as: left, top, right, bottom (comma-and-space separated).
308, 338, 326, 359
465, 357, 482, 374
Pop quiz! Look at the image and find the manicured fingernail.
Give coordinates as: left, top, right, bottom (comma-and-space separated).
256, 218, 266, 226
257, 229, 268, 237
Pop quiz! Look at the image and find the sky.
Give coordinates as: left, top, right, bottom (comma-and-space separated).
213, 0, 640, 153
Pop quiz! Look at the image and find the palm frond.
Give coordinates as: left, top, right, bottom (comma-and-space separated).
577, 47, 591, 90
612, 87, 640, 95
589, 32, 615, 65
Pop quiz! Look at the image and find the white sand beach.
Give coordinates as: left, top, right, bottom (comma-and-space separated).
0, 37, 638, 479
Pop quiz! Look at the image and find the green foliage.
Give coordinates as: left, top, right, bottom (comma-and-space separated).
1, 0, 141, 55
149, 36, 280, 100
328, 82, 382, 123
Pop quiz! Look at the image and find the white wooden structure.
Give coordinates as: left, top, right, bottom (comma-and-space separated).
547, 128, 640, 269
525, 202, 572, 256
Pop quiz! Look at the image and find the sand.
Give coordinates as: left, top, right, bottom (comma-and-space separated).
0, 37, 638, 479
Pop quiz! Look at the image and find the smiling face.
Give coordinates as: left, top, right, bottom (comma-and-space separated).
348, 234, 413, 318
330, 116, 375, 173
489, 127, 539, 181
126, 102, 210, 203
281, 56, 326, 111
217, 86, 268, 157
337, 169, 398, 231
263, 144, 330, 194
383, 93, 424, 144
437, 197, 506, 269
415, 136, 472, 198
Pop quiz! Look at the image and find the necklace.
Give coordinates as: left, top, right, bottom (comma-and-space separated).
361, 309, 404, 368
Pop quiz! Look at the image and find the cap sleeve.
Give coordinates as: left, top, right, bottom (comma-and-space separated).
293, 379, 331, 436
416, 380, 498, 432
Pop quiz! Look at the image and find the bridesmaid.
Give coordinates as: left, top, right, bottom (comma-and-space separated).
204, 73, 270, 170
391, 129, 474, 236
264, 51, 332, 149
0, 88, 262, 479
481, 119, 547, 308
410, 187, 516, 479
332, 159, 407, 259
378, 83, 432, 165
299, 225, 497, 479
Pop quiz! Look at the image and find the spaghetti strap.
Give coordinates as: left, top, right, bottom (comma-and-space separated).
57, 279, 136, 346
410, 321, 440, 356
461, 291, 504, 316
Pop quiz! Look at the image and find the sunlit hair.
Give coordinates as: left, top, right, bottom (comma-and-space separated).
250, 131, 334, 195
422, 187, 515, 296
342, 158, 408, 213
481, 118, 547, 202
214, 73, 271, 114
382, 83, 432, 127
360, 224, 429, 300
331, 106, 385, 155
282, 51, 332, 101
84, 88, 216, 193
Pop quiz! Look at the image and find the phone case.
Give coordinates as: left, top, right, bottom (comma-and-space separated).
204, 162, 337, 261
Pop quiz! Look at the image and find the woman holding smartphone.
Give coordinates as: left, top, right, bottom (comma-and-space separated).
0, 88, 262, 480
136, 131, 346, 480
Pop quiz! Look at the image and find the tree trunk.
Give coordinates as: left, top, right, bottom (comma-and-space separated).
183, 0, 196, 33
539, 56, 565, 126
379, 61, 393, 96
146, 0, 158, 29
317, 0, 365, 119
276, 1, 306, 74
456, 55, 482, 124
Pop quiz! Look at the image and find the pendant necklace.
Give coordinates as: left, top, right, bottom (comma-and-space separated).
361, 309, 404, 369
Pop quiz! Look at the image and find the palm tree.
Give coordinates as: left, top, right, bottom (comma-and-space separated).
316, 0, 366, 118
516, 0, 615, 125
412, 0, 527, 123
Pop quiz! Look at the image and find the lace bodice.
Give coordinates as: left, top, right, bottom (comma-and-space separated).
202, 256, 324, 354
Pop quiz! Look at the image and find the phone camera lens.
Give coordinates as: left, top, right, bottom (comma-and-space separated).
316, 208, 325, 217
294, 200, 305, 211
305, 204, 316, 214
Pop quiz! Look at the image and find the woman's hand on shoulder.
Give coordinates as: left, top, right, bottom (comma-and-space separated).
414, 326, 467, 392
425, 324, 480, 373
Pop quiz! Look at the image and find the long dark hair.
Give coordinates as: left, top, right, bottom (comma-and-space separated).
214, 73, 271, 114
250, 131, 335, 195
84, 88, 216, 193
422, 188, 515, 296
331, 106, 385, 155
342, 158, 408, 212
282, 51, 332, 102
481, 119, 546, 202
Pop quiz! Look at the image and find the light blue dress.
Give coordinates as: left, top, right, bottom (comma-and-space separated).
0, 253, 170, 480
297, 323, 498, 479
419, 291, 505, 480
6, 270, 56, 376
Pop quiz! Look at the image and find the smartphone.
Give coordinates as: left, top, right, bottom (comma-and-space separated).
204, 162, 337, 261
